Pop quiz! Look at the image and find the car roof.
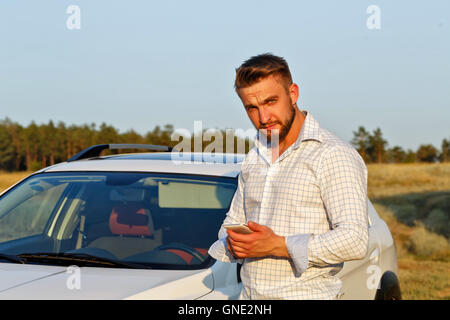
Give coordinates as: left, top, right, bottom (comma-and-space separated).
41, 152, 245, 178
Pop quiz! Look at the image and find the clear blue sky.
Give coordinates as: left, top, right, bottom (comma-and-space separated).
1, 0, 449, 151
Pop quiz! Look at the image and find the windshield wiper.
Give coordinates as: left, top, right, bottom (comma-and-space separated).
0, 253, 25, 264
17, 252, 151, 269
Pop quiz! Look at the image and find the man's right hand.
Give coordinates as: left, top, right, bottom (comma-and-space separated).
226, 236, 238, 258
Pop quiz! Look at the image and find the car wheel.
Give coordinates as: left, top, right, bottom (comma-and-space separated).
375, 271, 402, 300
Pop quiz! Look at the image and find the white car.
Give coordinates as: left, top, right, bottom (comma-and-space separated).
0, 144, 401, 300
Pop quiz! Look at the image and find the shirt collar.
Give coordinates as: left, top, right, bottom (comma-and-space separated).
292, 110, 323, 149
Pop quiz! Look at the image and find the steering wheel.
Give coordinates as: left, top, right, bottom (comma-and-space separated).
156, 243, 206, 263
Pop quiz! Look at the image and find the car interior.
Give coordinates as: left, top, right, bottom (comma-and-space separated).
0, 172, 236, 269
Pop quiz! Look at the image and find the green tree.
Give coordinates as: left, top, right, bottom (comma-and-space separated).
2, 118, 24, 170
56, 121, 69, 161
144, 124, 174, 147
404, 149, 417, 163
441, 138, 450, 163
161, 124, 174, 147
368, 128, 388, 163
22, 121, 41, 171
386, 145, 407, 163
416, 144, 439, 163
351, 126, 371, 163
39, 121, 59, 167
0, 123, 15, 170
121, 129, 144, 144
95, 123, 119, 156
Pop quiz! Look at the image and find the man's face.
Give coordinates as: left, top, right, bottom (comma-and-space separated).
237, 75, 298, 143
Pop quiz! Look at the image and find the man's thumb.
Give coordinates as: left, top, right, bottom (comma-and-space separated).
247, 221, 263, 232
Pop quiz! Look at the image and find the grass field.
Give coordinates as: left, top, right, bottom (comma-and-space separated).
0, 171, 31, 193
368, 163, 450, 300
1, 164, 449, 299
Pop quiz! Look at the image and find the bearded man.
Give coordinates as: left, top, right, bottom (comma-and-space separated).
208, 53, 369, 300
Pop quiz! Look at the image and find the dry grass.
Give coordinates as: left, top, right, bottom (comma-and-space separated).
0, 171, 31, 193
368, 163, 450, 198
369, 163, 450, 300
397, 259, 450, 300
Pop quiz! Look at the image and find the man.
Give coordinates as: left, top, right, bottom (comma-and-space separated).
208, 53, 369, 300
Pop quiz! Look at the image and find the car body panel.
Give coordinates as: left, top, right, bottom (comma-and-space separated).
0, 263, 67, 292
0, 263, 213, 299
200, 261, 242, 300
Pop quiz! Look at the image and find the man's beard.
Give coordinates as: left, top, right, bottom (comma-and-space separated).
259, 104, 296, 145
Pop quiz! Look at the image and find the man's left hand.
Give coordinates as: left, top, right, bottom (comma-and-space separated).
226, 221, 289, 259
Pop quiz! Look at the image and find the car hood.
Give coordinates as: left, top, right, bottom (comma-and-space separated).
0, 262, 213, 299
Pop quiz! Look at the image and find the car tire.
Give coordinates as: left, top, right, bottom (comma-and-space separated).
375, 271, 402, 300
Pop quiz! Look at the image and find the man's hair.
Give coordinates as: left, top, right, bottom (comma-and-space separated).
234, 53, 293, 91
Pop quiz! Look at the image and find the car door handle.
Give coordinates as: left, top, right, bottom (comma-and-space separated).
369, 248, 380, 263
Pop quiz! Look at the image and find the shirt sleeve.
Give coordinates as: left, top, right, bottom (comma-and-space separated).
208, 171, 246, 263
285, 234, 311, 275
285, 145, 369, 274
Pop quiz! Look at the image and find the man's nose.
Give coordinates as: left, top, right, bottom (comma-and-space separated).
258, 108, 272, 125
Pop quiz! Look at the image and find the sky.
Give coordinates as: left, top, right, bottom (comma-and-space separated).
0, 0, 449, 151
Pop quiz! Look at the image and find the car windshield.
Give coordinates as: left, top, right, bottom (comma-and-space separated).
0, 171, 237, 270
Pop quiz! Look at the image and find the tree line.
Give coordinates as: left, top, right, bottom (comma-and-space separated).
351, 126, 449, 164
0, 118, 448, 171
0, 118, 253, 172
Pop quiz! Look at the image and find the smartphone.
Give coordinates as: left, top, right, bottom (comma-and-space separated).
223, 223, 253, 234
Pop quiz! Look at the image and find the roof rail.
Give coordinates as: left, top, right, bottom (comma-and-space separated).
67, 144, 174, 162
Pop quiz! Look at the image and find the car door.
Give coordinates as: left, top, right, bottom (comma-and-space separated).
336, 200, 382, 300
201, 260, 242, 299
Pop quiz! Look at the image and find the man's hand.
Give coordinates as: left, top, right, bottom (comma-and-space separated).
226, 221, 289, 259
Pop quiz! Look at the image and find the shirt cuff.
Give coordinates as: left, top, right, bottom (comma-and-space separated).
285, 234, 311, 276
208, 237, 242, 263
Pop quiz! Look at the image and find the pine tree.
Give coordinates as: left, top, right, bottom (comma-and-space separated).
351, 126, 371, 163
441, 138, 449, 162
368, 128, 388, 164
0, 123, 15, 171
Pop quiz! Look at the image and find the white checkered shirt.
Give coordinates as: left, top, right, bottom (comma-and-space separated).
208, 111, 369, 300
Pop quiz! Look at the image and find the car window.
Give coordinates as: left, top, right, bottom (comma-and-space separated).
158, 179, 236, 209
0, 180, 67, 242
0, 172, 237, 270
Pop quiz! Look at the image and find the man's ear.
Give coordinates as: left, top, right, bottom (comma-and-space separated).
289, 83, 299, 105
